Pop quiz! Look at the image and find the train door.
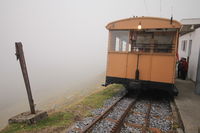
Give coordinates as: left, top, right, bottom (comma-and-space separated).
127, 30, 176, 83
126, 31, 153, 81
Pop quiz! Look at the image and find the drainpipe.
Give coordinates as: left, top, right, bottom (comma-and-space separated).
195, 47, 200, 94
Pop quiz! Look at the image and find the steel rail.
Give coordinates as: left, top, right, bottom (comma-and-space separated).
110, 97, 138, 133
81, 94, 126, 133
142, 100, 152, 133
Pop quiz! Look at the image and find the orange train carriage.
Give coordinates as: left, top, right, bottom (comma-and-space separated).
104, 17, 181, 96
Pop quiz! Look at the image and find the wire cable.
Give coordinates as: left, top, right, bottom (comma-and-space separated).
160, 0, 162, 17
144, 0, 149, 15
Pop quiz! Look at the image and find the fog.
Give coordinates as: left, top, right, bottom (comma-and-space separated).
0, 0, 200, 129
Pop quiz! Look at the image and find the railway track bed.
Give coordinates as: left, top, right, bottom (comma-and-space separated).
67, 90, 184, 133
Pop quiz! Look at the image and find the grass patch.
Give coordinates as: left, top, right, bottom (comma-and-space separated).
0, 84, 124, 133
67, 84, 124, 118
82, 84, 123, 108
0, 112, 74, 133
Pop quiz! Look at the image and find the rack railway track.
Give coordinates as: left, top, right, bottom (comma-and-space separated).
67, 91, 183, 133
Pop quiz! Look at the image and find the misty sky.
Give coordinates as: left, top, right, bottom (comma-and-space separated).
0, 0, 200, 128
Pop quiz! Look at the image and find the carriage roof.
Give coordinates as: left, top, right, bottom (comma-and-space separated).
106, 17, 181, 30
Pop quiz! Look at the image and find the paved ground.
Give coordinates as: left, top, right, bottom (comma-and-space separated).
175, 79, 200, 133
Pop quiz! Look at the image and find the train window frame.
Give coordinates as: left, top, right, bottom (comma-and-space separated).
108, 30, 130, 52
130, 31, 154, 53
129, 30, 176, 54
153, 32, 175, 53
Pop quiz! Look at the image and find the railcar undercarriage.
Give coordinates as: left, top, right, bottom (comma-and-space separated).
105, 76, 178, 96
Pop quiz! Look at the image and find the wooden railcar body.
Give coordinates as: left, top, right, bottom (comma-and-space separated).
105, 17, 181, 95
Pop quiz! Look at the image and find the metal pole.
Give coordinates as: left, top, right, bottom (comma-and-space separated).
15, 42, 36, 114
135, 54, 140, 80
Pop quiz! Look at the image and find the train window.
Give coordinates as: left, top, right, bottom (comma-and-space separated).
130, 31, 175, 53
153, 32, 174, 53
122, 41, 127, 51
115, 37, 120, 51
109, 31, 129, 52
130, 32, 153, 52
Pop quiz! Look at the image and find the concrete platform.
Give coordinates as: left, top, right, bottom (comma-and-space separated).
175, 79, 200, 133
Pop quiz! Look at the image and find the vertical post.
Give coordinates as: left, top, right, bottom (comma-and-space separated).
135, 54, 140, 80
15, 42, 36, 114
195, 47, 200, 95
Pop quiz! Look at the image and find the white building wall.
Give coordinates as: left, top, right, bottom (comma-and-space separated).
178, 28, 200, 81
